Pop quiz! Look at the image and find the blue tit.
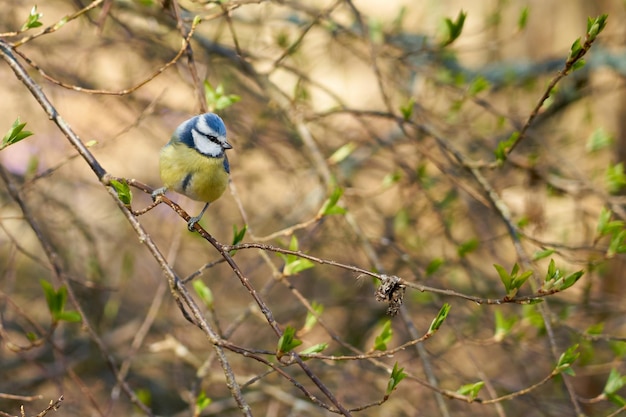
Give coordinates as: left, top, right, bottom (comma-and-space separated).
153, 112, 232, 231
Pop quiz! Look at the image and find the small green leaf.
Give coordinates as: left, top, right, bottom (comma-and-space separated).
494, 132, 519, 162
494, 310, 517, 342
428, 303, 451, 334
21, 6, 43, 31
517, 6, 529, 31
532, 249, 555, 261
604, 368, 626, 395
230, 224, 247, 254
283, 258, 315, 276
467, 76, 489, 96
111, 179, 132, 205
457, 238, 478, 257
2, 118, 33, 150
555, 344, 579, 376
204, 81, 240, 111
328, 143, 357, 165
299, 343, 328, 356
374, 320, 393, 351
457, 381, 484, 400
192, 280, 214, 309
196, 391, 211, 412
368, 17, 384, 44
569, 38, 583, 60
426, 258, 444, 276
386, 362, 407, 396
586, 127, 613, 152
55, 311, 82, 322
303, 301, 324, 332
400, 97, 415, 121
277, 326, 303, 357
586, 14, 608, 41
382, 171, 402, 188
494, 264, 511, 292
317, 187, 346, 216
606, 162, 626, 194
441, 10, 467, 46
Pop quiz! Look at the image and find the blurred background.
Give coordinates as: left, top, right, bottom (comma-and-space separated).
1, 0, 625, 416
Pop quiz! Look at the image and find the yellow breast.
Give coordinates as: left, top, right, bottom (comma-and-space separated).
159, 143, 229, 203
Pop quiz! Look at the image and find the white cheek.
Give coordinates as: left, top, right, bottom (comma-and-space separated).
192, 129, 221, 155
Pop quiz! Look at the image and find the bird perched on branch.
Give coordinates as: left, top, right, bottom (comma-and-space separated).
152, 112, 232, 231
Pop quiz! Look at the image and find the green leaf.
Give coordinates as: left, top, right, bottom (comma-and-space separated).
55, 311, 82, 322
277, 326, 302, 357
283, 257, 315, 276
21, 6, 43, 31
368, 17, 384, 44
517, 6, 529, 31
555, 344, 579, 376
569, 37, 583, 60
532, 249, 555, 261
196, 391, 212, 412
204, 81, 240, 111
425, 258, 444, 276
604, 368, 626, 395
110, 179, 132, 205
40, 280, 81, 323
2, 118, 33, 150
494, 310, 517, 342
441, 10, 467, 46
467, 76, 490, 96
303, 301, 324, 332
494, 132, 519, 162
299, 343, 328, 355
374, 320, 393, 351
317, 186, 346, 216
192, 280, 214, 309
586, 14, 608, 41
328, 143, 357, 165
605, 162, 626, 194
457, 238, 478, 257
428, 303, 451, 334
494, 264, 511, 291
586, 127, 613, 152
400, 97, 415, 121
457, 381, 484, 400
597, 207, 624, 236
386, 362, 407, 396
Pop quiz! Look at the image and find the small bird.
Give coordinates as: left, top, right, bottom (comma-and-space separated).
153, 113, 232, 231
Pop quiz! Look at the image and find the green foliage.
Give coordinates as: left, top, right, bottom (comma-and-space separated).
457, 381, 484, 400
317, 186, 346, 216
517, 6, 529, 31
604, 369, 626, 407
230, 224, 248, 254
605, 163, 626, 194
328, 143, 357, 165
494, 132, 519, 163
467, 76, 490, 96
586, 127, 613, 152
385, 362, 407, 396
457, 238, 478, 257
195, 391, 212, 413
532, 249, 555, 261
596, 208, 626, 258
428, 303, 451, 334
540, 259, 584, 293
40, 280, 81, 323
555, 344, 579, 376
374, 319, 393, 351
21, 6, 43, 31
586, 14, 608, 42
193, 280, 214, 309
300, 343, 328, 355
400, 97, 415, 120
277, 326, 302, 357
204, 81, 241, 111
494, 310, 517, 342
425, 258, 444, 276
1, 118, 33, 150
279, 236, 315, 276
110, 179, 132, 205
441, 10, 467, 46
303, 301, 324, 332
494, 263, 533, 298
